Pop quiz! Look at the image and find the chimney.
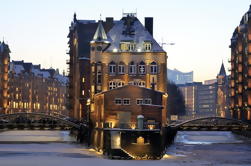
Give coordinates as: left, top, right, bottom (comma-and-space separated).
106, 17, 114, 31
145, 17, 153, 36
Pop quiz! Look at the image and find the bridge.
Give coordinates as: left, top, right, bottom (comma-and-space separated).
0, 112, 81, 130
170, 116, 251, 131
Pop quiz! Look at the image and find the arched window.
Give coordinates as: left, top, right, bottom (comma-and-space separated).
118, 62, 125, 74
117, 81, 125, 87
109, 61, 116, 75
138, 61, 146, 74
109, 81, 116, 90
150, 62, 158, 74
138, 81, 145, 87
129, 61, 136, 74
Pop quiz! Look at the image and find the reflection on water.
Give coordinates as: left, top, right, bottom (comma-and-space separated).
174, 131, 248, 145
0, 130, 250, 165
0, 130, 76, 142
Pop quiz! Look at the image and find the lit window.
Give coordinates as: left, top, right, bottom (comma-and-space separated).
118, 63, 125, 74
82, 77, 85, 83
136, 99, 143, 105
138, 61, 146, 74
97, 71, 102, 84
109, 62, 116, 74
115, 98, 122, 105
129, 62, 136, 74
123, 98, 130, 105
120, 41, 135, 51
150, 62, 158, 74
109, 81, 116, 90
144, 42, 152, 51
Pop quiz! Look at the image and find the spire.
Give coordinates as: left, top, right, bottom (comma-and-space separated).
218, 62, 226, 76
92, 21, 108, 42
73, 12, 77, 22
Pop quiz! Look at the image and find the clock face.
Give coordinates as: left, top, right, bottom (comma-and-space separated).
97, 46, 102, 51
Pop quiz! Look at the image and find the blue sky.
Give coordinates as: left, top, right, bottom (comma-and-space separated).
0, 0, 250, 81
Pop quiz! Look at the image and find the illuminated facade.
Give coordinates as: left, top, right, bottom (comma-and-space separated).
7, 61, 68, 116
84, 14, 169, 158
229, 5, 251, 122
67, 14, 114, 120
0, 41, 10, 114
90, 14, 167, 129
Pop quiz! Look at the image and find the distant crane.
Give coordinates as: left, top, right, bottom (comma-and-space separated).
160, 38, 175, 48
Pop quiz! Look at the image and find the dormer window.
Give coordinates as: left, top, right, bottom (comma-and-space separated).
144, 42, 152, 51
120, 41, 135, 52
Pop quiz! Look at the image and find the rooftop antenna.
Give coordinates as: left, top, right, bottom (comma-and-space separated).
99, 13, 102, 21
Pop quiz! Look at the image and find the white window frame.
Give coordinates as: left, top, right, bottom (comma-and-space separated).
136, 98, 143, 105
138, 81, 145, 87
117, 81, 125, 88
144, 42, 152, 51
129, 64, 136, 74
150, 63, 158, 74
109, 63, 116, 74
144, 98, 152, 105
123, 98, 130, 105
115, 98, 122, 105
109, 81, 116, 90
118, 65, 125, 74
139, 64, 146, 74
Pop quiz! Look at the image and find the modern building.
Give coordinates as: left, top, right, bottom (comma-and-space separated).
178, 82, 201, 118
167, 68, 193, 84
0, 41, 10, 114
229, 5, 251, 122
7, 61, 68, 116
178, 63, 229, 118
197, 81, 217, 117
67, 13, 115, 120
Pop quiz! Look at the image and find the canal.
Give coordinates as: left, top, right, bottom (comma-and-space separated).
0, 130, 250, 166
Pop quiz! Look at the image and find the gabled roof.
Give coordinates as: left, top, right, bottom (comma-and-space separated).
105, 16, 164, 52
218, 62, 226, 76
92, 21, 109, 42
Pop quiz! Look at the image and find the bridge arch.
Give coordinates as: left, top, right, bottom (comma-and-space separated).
0, 112, 80, 129
172, 116, 251, 131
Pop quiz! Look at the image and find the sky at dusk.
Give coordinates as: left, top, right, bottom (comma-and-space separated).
0, 0, 250, 81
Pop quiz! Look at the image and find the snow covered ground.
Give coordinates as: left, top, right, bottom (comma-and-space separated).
0, 130, 250, 166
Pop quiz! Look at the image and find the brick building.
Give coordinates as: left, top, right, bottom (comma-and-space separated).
7, 61, 68, 116
89, 14, 168, 129
229, 5, 251, 122
0, 41, 10, 114
67, 14, 114, 120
